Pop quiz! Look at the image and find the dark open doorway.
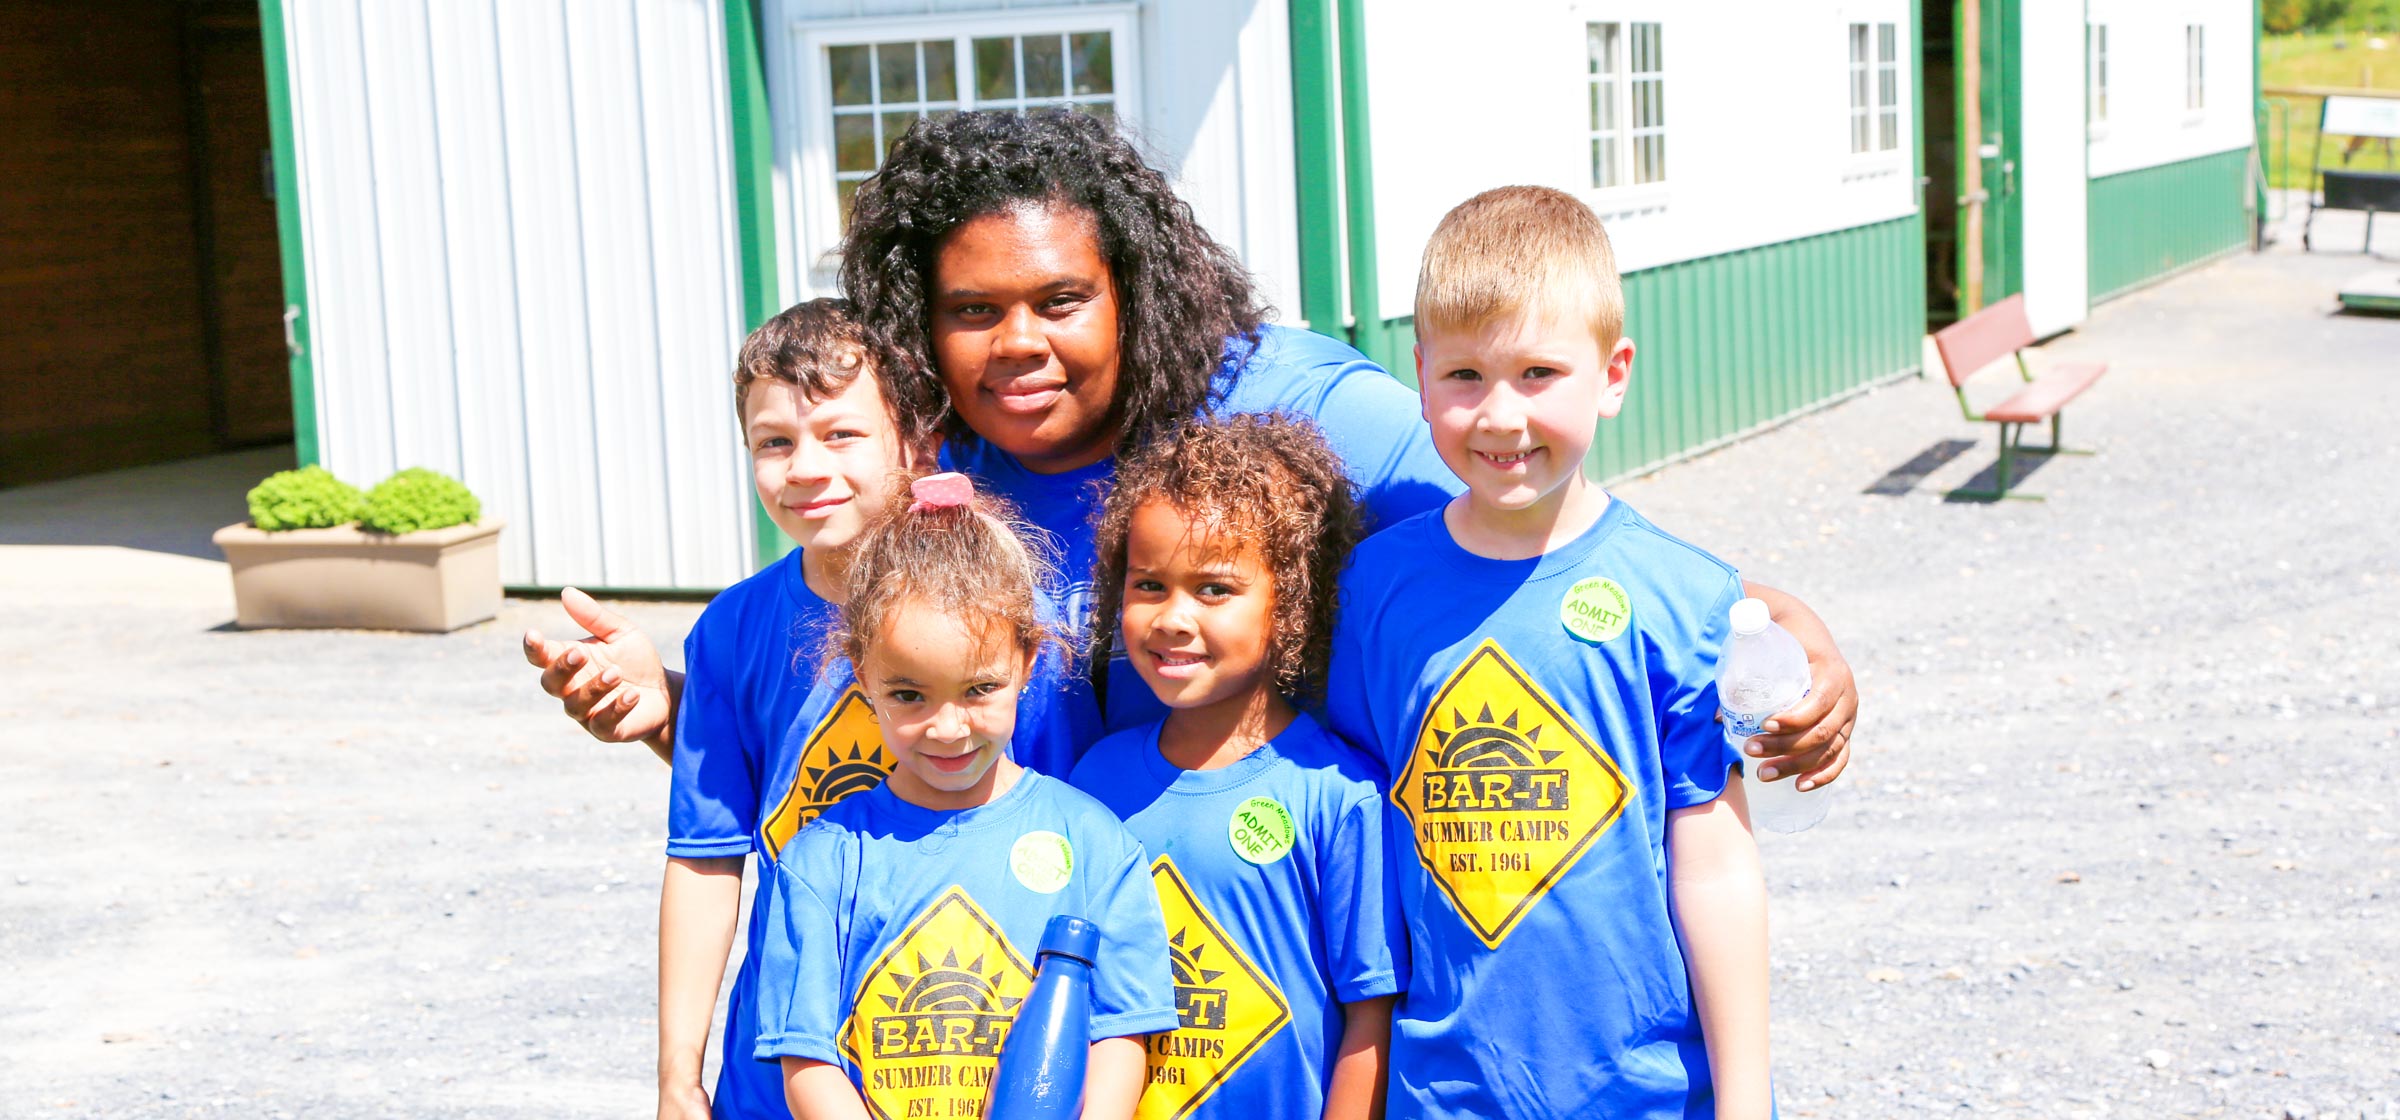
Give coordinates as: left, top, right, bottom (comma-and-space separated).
0, 0, 292, 489
1923, 1, 1962, 328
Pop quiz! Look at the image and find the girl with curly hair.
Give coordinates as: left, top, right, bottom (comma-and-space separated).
1067, 415, 1403, 1120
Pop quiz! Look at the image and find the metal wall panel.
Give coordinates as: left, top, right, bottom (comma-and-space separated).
282, 0, 753, 590
2083, 0, 2254, 179
1349, 217, 1927, 485
2019, 0, 2091, 337
785, 0, 1120, 21
2086, 148, 2250, 304
1361, 0, 1922, 307
425, 0, 534, 581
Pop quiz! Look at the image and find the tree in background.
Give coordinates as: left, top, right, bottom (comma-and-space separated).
2267, 0, 2308, 35
2267, 0, 2400, 33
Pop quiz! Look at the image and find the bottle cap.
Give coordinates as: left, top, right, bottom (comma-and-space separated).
1728, 597, 1771, 636
1036, 914, 1099, 965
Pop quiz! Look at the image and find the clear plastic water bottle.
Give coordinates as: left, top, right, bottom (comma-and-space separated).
987, 914, 1097, 1120
1719, 598, 1831, 833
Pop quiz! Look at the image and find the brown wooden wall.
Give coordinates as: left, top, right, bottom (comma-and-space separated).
0, 0, 290, 489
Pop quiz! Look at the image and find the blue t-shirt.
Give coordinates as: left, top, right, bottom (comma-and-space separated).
939, 324, 1460, 731
1067, 712, 1405, 1120
1324, 498, 1745, 1119
750, 772, 1180, 1119
666, 549, 1098, 1118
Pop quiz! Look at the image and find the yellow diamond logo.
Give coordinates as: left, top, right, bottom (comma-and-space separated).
1392, 639, 1630, 948
841, 887, 1034, 1120
761, 686, 894, 858
1135, 856, 1291, 1120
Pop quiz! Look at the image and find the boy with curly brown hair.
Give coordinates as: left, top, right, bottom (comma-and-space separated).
1069, 414, 1405, 1120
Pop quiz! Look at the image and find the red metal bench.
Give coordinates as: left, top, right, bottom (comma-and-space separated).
1931, 294, 2107, 500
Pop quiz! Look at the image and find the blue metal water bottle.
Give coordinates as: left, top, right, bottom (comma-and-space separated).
987, 914, 1098, 1120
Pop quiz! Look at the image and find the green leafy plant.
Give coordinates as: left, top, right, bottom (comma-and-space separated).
360, 467, 482, 535
246, 465, 364, 531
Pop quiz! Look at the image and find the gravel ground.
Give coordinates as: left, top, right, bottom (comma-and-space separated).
3, 207, 2395, 1119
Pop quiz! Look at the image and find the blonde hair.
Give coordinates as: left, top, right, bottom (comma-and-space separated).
834, 478, 1058, 670
1413, 186, 1623, 349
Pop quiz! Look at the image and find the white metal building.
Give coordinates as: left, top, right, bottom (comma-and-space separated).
237, 0, 2261, 590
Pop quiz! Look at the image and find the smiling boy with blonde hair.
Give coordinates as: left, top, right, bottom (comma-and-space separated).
1328, 185, 1772, 1118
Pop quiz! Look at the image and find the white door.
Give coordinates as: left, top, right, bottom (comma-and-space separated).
2019, 0, 2090, 336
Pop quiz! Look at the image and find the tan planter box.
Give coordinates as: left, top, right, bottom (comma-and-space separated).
210, 520, 505, 632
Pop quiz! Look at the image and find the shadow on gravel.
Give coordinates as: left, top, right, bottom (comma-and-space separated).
1940, 449, 2062, 502
1863, 439, 1978, 496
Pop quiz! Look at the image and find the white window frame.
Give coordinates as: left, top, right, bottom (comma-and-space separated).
2183, 23, 2205, 121
1841, 10, 1908, 181
1847, 22, 1874, 154
780, 5, 1143, 292
1578, 7, 1671, 217
2086, 21, 2109, 138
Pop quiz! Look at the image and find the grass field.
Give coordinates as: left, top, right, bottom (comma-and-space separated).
2262, 32, 2400, 188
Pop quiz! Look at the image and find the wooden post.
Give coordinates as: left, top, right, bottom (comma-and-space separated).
1962, 0, 1985, 313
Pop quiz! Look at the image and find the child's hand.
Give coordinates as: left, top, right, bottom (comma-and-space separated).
657, 1082, 712, 1120
523, 587, 674, 749
1743, 648, 1855, 791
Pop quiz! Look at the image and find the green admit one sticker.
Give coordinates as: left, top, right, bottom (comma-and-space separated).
1559, 576, 1632, 644
1228, 797, 1295, 865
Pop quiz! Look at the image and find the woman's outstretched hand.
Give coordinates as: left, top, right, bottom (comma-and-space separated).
1737, 582, 1856, 791
1747, 650, 1855, 791
522, 587, 678, 763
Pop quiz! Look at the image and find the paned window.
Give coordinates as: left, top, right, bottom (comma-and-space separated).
2088, 23, 2109, 125
1877, 23, 1900, 150
2184, 24, 2204, 111
1848, 21, 1901, 155
823, 29, 1121, 223
1588, 20, 1666, 190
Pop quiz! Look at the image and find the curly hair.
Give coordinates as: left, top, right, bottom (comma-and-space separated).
833, 475, 1060, 675
839, 110, 1267, 453
1087, 414, 1363, 704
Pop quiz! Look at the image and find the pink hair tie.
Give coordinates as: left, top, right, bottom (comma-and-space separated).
907, 472, 975, 513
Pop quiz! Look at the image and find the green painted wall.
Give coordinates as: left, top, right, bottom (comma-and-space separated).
723, 0, 792, 573
1347, 216, 1927, 482
257, 0, 316, 466
1286, 0, 1344, 334
2087, 147, 2251, 303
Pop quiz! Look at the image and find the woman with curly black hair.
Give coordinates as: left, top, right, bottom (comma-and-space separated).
840, 110, 1266, 463
841, 109, 1456, 606
528, 109, 1860, 786
837, 110, 1470, 730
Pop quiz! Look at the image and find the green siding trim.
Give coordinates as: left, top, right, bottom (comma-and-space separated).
1913, 0, 1924, 187
2087, 147, 2251, 303
256, 0, 317, 466
1334, 0, 1396, 383
2253, 0, 2266, 238
723, 0, 791, 571
1285, 0, 1403, 378
1979, 0, 2026, 305
1287, 0, 1344, 335
1356, 217, 1927, 483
